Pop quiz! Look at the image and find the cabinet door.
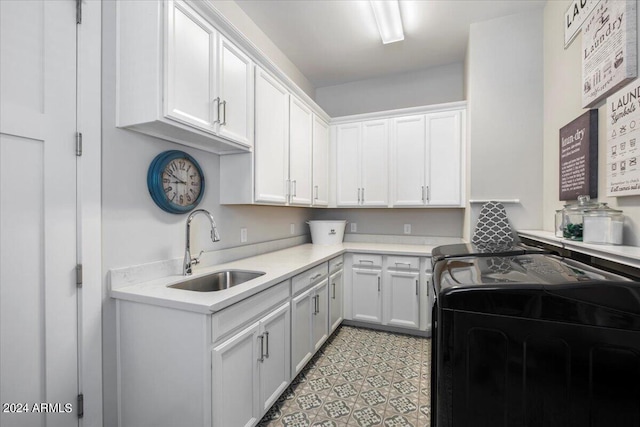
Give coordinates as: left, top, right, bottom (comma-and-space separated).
426, 110, 462, 206
329, 269, 344, 333
361, 120, 389, 206
335, 123, 361, 206
312, 116, 330, 206
259, 303, 291, 412
212, 322, 260, 427
312, 280, 329, 352
391, 115, 427, 206
289, 96, 313, 206
352, 269, 382, 324
216, 35, 254, 147
255, 67, 289, 204
385, 270, 420, 329
291, 288, 313, 377
165, 0, 217, 132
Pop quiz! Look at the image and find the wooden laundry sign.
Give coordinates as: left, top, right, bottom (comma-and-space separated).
565, 0, 600, 48
559, 110, 598, 200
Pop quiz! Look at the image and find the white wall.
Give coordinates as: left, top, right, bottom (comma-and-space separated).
315, 62, 464, 117
543, 1, 640, 246
312, 208, 464, 238
466, 10, 544, 238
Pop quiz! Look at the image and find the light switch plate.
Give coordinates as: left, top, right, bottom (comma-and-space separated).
404, 224, 411, 234
351, 223, 357, 232
240, 228, 247, 243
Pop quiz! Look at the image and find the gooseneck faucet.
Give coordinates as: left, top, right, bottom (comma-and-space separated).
183, 209, 220, 276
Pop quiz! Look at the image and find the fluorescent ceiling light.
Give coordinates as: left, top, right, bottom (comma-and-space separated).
370, 0, 404, 44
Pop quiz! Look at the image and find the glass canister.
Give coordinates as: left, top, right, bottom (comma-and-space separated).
583, 204, 624, 245
561, 195, 600, 241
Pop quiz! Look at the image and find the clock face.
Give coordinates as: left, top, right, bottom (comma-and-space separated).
147, 150, 205, 214
161, 157, 202, 208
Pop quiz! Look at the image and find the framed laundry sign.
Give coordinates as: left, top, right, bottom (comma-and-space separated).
606, 82, 640, 196
565, 0, 600, 48
582, 0, 637, 108
559, 110, 598, 201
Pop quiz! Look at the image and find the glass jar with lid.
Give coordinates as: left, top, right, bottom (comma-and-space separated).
561, 195, 600, 241
583, 204, 624, 245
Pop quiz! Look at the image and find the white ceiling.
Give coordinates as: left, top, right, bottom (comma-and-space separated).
235, 0, 546, 88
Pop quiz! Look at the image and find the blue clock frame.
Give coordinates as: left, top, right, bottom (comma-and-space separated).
147, 150, 205, 214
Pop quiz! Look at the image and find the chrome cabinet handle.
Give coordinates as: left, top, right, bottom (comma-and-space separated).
221, 100, 227, 125
357, 188, 361, 203
332, 282, 336, 299
416, 279, 419, 296
292, 180, 297, 197
361, 188, 365, 204
377, 276, 381, 292
395, 262, 412, 268
335, 262, 343, 269
427, 280, 430, 296
264, 331, 269, 358
421, 186, 425, 203
310, 273, 322, 281
426, 186, 430, 202
359, 260, 374, 264
314, 185, 319, 200
258, 334, 265, 362
213, 97, 221, 124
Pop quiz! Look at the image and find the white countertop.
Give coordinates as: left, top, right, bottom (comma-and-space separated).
518, 229, 640, 270
110, 242, 440, 314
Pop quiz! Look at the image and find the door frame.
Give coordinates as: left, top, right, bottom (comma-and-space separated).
77, 1, 102, 424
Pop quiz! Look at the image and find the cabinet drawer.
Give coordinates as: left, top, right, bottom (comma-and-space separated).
352, 253, 383, 268
387, 256, 419, 270
212, 280, 290, 343
292, 263, 328, 295
329, 256, 344, 273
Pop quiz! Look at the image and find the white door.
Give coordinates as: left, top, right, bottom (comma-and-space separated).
335, 123, 361, 206
217, 34, 254, 147
291, 288, 313, 377
385, 270, 420, 329
254, 67, 289, 204
312, 280, 329, 352
312, 116, 329, 206
288, 96, 313, 206
426, 110, 462, 206
165, 0, 217, 132
0, 1, 79, 426
212, 322, 260, 427
259, 303, 290, 412
329, 269, 344, 332
361, 120, 389, 206
391, 115, 427, 206
351, 269, 382, 324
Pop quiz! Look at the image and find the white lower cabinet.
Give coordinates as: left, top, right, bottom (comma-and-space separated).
329, 268, 344, 333
351, 267, 383, 324
212, 301, 290, 427
291, 278, 329, 377
384, 269, 420, 329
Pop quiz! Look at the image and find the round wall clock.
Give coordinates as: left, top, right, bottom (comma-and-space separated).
147, 150, 205, 214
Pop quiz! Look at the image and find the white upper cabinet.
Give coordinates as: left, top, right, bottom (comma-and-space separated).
117, 0, 254, 154
216, 35, 254, 147
254, 67, 290, 204
335, 120, 389, 207
312, 116, 330, 206
289, 96, 313, 206
389, 108, 464, 207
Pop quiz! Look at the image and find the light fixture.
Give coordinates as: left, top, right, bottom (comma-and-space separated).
369, 0, 404, 44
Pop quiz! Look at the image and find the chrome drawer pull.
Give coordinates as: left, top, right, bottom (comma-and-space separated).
264, 331, 269, 358
310, 273, 322, 281
258, 335, 265, 362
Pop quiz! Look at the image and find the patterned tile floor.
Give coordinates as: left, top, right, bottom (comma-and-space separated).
258, 326, 431, 427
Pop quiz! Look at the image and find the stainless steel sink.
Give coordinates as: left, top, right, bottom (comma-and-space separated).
168, 270, 266, 292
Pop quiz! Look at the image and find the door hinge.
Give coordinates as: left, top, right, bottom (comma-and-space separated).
75, 132, 82, 156
77, 394, 84, 418
76, 264, 83, 287
76, 0, 82, 24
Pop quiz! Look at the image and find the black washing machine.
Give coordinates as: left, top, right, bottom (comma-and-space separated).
430, 243, 640, 427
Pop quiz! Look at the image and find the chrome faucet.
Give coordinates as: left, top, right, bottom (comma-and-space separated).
183, 209, 220, 276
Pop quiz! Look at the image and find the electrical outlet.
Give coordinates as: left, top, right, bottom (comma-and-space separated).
351, 222, 357, 232
290, 223, 295, 235
240, 228, 247, 243
404, 224, 411, 234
